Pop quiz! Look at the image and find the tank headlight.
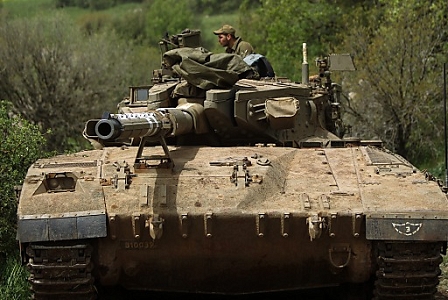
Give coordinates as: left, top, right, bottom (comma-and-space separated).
43, 172, 77, 192
47, 178, 60, 189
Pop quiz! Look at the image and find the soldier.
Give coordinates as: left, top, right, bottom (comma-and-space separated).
213, 24, 254, 58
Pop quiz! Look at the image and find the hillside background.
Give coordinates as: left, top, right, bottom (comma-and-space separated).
1, 0, 447, 170
0, 0, 447, 298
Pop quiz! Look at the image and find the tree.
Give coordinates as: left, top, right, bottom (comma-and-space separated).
241, 0, 349, 80
338, 0, 448, 165
0, 13, 145, 152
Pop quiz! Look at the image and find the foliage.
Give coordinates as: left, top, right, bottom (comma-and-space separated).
241, 0, 347, 80
109, 3, 242, 51
52, 0, 258, 14
77, 11, 113, 35
104, 0, 198, 48
109, 5, 147, 44
54, 0, 144, 10
338, 0, 448, 165
0, 101, 46, 257
0, 13, 147, 153
0, 255, 30, 300
144, 0, 197, 47
55, 0, 256, 51
193, 0, 260, 15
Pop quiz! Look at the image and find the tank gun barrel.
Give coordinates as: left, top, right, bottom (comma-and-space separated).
95, 112, 166, 140
85, 109, 194, 142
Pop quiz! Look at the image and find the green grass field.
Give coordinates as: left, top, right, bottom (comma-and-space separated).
3, 0, 145, 20
2, 0, 55, 18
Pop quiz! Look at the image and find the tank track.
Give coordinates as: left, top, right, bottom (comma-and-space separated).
374, 241, 444, 300
26, 242, 96, 300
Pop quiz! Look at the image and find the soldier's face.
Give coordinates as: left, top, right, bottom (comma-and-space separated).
218, 34, 230, 47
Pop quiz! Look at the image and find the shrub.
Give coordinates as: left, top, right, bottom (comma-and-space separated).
0, 101, 46, 258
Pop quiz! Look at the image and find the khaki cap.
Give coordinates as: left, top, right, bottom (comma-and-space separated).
213, 24, 236, 35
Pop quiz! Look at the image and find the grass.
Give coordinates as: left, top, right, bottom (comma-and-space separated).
2, 0, 55, 18
2, 0, 144, 21
102, 2, 144, 16
0, 255, 30, 300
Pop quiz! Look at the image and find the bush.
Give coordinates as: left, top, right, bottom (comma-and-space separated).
0, 100, 46, 258
77, 11, 113, 35
0, 14, 147, 153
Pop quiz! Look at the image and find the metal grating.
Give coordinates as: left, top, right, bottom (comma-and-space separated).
36, 160, 98, 168
365, 147, 407, 166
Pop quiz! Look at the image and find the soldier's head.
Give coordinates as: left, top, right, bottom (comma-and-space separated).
213, 24, 236, 48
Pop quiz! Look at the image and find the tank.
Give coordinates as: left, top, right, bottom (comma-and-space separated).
16, 31, 448, 300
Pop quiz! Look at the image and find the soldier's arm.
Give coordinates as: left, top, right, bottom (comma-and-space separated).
239, 42, 254, 58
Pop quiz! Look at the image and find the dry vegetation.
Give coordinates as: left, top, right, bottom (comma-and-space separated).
439, 256, 448, 298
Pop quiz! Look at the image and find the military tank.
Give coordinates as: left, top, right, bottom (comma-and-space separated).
16, 30, 448, 300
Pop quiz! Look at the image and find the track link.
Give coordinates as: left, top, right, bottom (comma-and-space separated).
374, 241, 444, 300
26, 242, 96, 300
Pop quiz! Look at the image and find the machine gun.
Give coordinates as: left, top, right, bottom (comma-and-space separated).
302, 43, 355, 138
154, 29, 202, 83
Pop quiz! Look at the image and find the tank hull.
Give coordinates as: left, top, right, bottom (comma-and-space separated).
18, 145, 448, 296
94, 214, 372, 293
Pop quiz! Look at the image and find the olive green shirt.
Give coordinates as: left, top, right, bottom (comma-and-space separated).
225, 37, 254, 58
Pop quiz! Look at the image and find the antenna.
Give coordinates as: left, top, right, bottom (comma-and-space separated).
302, 43, 309, 85
444, 62, 447, 188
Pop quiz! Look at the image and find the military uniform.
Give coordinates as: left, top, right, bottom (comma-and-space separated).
225, 37, 254, 58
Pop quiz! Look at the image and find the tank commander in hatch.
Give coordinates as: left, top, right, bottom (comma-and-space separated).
213, 24, 254, 58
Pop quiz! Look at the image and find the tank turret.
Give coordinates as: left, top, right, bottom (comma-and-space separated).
109, 44, 356, 150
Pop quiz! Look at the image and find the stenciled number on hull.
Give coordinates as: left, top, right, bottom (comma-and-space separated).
391, 221, 422, 236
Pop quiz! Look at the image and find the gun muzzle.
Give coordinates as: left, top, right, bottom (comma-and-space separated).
94, 118, 122, 140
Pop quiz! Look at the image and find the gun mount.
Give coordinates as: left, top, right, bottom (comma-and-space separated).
85, 108, 202, 168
